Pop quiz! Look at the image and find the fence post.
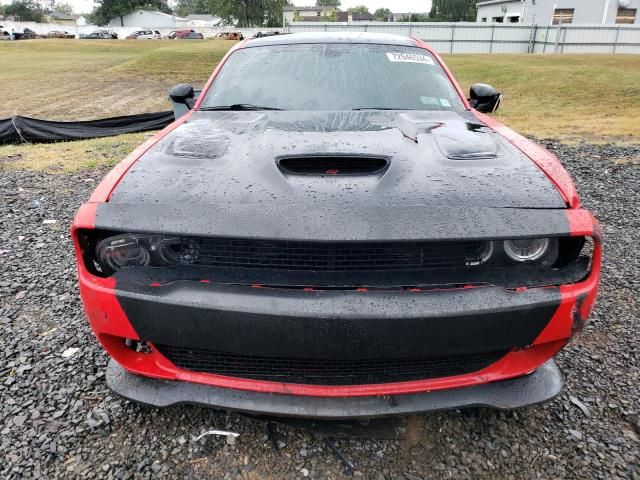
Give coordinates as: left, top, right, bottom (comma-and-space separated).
554, 23, 562, 53
542, 25, 550, 53
450, 24, 456, 54
489, 24, 495, 53
527, 25, 538, 53
408, 23, 412, 37
613, 25, 620, 54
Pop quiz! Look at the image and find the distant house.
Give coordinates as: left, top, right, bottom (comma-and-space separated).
336, 11, 375, 22
48, 10, 76, 25
282, 5, 336, 25
283, 5, 376, 24
107, 10, 188, 28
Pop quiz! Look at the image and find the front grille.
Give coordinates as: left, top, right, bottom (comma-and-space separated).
170, 238, 489, 271
154, 345, 507, 385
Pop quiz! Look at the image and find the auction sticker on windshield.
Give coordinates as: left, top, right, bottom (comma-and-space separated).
386, 52, 435, 65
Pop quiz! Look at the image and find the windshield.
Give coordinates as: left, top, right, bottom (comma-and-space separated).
199, 43, 465, 112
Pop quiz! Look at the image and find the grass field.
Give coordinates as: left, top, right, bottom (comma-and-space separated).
1, 39, 638, 171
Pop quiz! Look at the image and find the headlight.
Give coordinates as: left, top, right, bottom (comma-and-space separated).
96, 234, 151, 271
157, 237, 185, 264
503, 238, 550, 262
95, 233, 192, 273
468, 241, 494, 266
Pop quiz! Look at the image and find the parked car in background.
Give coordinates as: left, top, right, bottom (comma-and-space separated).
75, 32, 601, 419
167, 29, 194, 39
81, 30, 117, 39
252, 31, 280, 38
215, 31, 243, 40
47, 30, 75, 39
178, 31, 204, 39
126, 30, 161, 40
13, 28, 41, 40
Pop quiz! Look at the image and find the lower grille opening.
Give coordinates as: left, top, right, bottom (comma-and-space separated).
154, 345, 508, 386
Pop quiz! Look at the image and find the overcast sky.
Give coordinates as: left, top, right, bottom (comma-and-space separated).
1, 0, 432, 17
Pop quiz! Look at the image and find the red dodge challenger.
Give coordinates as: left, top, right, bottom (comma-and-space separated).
72, 33, 601, 418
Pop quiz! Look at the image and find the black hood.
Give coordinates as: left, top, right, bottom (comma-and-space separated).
98, 110, 568, 240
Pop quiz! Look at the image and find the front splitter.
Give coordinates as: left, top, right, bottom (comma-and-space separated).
106, 359, 563, 419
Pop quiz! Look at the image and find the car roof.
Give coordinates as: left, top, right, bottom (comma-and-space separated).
243, 32, 420, 48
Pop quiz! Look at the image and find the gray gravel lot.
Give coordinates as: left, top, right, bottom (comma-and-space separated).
1, 142, 639, 479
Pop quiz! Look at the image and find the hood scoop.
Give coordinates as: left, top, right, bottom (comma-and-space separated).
278, 155, 390, 176
431, 125, 498, 161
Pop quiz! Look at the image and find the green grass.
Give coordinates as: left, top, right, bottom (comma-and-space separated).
0, 40, 638, 172
0, 39, 234, 120
0, 133, 148, 172
444, 54, 640, 142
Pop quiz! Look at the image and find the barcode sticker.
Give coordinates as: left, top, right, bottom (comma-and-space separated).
386, 52, 435, 65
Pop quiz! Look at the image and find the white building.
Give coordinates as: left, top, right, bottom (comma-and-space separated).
107, 10, 187, 28
184, 14, 221, 26
476, 0, 640, 25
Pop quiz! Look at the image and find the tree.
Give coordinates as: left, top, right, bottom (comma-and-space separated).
373, 7, 391, 21
348, 5, 369, 14
5, 0, 44, 21
174, 0, 207, 17
408, 13, 430, 22
315, 0, 340, 7
320, 9, 337, 21
90, 0, 171, 26
54, 2, 74, 14
204, 0, 288, 27
429, 0, 476, 22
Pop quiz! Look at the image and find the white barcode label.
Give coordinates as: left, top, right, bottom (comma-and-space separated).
386, 52, 435, 65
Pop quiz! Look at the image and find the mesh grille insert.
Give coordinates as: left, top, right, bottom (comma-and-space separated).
169, 238, 490, 271
154, 345, 508, 385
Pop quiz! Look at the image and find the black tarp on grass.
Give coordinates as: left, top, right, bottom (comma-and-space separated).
0, 111, 175, 144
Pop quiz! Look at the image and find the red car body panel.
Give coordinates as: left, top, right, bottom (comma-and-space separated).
72, 37, 601, 401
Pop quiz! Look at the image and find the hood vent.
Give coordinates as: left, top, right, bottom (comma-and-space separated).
278, 156, 389, 176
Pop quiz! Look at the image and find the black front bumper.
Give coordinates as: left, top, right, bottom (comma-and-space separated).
113, 279, 561, 386
115, 280, 560, 362
106, 359, 563, 418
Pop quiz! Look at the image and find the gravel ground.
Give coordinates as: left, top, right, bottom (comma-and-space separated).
1, 142, 639, 480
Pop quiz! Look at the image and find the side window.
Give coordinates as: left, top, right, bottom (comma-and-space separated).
616, 8, 636, 24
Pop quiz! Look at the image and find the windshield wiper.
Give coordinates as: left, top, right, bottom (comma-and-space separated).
199, 104, 283, 111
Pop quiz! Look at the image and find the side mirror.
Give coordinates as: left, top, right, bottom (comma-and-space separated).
169, 83, 195, 109
469, 83, 501, 113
